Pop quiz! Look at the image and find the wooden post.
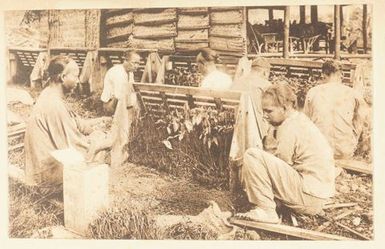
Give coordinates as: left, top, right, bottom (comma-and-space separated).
85, 10, 101, 49
268, 8, 274, 21
283, 6, 290, 58
363, 4, 368, 54
300, 6, 306, 24
311, 6, 319, 51
334, 5, 341, 60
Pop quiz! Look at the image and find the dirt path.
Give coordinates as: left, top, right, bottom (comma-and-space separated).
109, 163, 234, 216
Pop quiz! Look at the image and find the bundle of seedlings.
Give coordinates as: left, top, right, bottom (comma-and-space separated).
165, 220, 218, 240
8, 179, 63, 238
128, 105, 236, 190
87, 207, 161, 239
164, 64, 203, 87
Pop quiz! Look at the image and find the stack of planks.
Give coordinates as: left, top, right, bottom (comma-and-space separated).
102, 9, 134, 48
175, 7, 209, 52
209, 7, 246, 54
131, 8, 177, 52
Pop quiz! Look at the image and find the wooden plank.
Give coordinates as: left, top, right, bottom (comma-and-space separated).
210, 24, 242, 38
105, 12, 133, 26
133, 83, 242, 100
178, 14, 209, 29
229, 218, 354, 241
8, 47, 47, 53
133, 23, 176, 39
334, 5, 341, 59
210, 10, 243, 25
178, 25, 210, 31
176, 29, 208, 41
335, 160, 372, 175
209, 37, 245, 53
178, 8, 209, 15
98, 47, 158, 53
8, 143, 24, 152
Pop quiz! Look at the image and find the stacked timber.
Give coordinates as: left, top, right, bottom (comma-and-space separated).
209, 7, 246, 54
175, 7, 209, 52
102, 9, 133, 48
131, 8, 177, 52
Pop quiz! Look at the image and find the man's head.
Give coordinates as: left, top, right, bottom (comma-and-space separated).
123, 50, 141, 73
196, 48, 220, 74
322, 59, 342, 80
46, 55, 80, 93
251, 57, 271, 79
262, 82, 297, 127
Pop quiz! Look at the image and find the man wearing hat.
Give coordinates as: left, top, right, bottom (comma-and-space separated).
303, 60, 369, 160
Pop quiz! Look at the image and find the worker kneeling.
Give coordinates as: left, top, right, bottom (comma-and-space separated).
236, 83, 335, 223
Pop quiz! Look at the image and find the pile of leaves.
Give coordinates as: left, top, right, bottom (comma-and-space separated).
164, 65, 203, 87
128, 106, 236, 190
165, 220, 218, 240
87, 207, 161, 239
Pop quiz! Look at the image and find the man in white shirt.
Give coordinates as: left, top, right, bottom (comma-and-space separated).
196, 48, 232, 90
303, 60, 369, 159
101, 51, 141, 115
95, 51, 141, 167
236, 83, 335, 223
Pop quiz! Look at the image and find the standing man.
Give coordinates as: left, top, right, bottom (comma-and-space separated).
303, 60, 369, 159
236, 83, 335, 223
100, 50, 142, 167
101, 50, 141, 115
231, 57, 272, 141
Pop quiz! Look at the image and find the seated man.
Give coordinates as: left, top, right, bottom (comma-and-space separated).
24, 55, 110, 186
236, 83, 335, 223
100, 50, 141, 115
303, 60, 369, 159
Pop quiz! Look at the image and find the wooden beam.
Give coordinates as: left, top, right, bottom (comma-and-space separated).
133, 83, 242, 100
268, 8, 274, 20
311, 6, 320, 51
300, 6, 306, 24
311, 6, 318, 24
335, 159, 372, 175
283, 6, 290, 58
229, 218, 354, 240
334, 5, 341, 60
363, 4, 368, 54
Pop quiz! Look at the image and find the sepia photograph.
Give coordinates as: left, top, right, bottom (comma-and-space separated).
0, 0, 380, 246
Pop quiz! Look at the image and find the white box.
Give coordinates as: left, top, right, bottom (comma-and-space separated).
63, 163, 109, 235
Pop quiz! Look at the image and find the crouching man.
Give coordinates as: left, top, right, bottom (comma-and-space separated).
236, 83, 335, 223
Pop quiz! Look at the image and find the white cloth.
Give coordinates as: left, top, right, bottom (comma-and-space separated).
303, 82, 368, 159
100, 64, 134, 103
201, 70, 232, 90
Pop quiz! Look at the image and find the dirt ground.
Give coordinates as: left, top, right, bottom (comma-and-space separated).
7, 78, 373, 240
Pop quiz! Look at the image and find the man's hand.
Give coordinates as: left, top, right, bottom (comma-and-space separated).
103, 97, 118, 116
